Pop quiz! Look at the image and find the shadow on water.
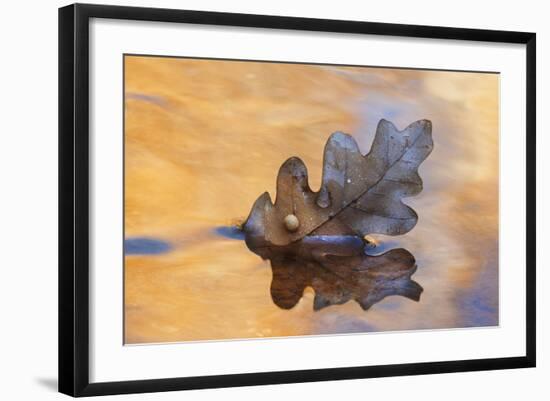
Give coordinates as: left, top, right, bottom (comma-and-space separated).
244, 231, 423, 311
269, 244, 422, 311
125, 237, 172, 255
215, 227, 422, 311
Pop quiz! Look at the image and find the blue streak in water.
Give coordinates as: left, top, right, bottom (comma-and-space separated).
213, 226, 245, 240
125, 237, 172, 255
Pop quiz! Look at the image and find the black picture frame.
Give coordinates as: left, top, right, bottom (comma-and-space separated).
59, 3, 536, 397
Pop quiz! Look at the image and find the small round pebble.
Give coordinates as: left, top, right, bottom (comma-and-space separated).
284, 214, 300, 232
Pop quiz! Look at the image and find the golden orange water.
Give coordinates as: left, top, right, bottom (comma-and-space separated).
124, 56, 499, 344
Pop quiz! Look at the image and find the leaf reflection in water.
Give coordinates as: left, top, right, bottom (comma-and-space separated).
245, 234, 422, 311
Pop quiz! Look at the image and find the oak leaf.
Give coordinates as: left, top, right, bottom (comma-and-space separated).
243, 119, 433, 247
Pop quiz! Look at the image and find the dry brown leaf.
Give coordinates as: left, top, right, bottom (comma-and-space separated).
244, 119, 433, 246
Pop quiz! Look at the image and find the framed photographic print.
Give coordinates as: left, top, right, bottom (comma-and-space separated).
58, 3, 536, 397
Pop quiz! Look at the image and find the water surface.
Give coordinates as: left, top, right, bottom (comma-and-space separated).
124, 56, 499, 343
